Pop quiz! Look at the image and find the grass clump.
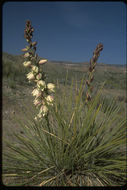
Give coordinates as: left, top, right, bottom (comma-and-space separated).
2, 20, 127, 186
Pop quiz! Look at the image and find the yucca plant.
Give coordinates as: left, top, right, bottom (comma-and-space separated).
2, 20, 126, 186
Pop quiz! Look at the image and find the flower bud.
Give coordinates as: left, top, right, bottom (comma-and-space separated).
31, 56, 36, 61
22, 45, 29, 51
31, 27, 34, 32
26, 72, 35, 80
47, 83, 55, 92
32, 41, 37, 46
21, 48, 28, 52
23, 61, 31, 67
37, 112, 42, 119
31, 65, 39, 73
45, 95, 54, 106
24, 52, 30, 58
33, 98, 41, 106
26, 39, 30, 43
40, 105, 48, 116
36, 73, 42, 80
32, 88, 41, 97
39, 59, 47, 65
37, 80, 46, 91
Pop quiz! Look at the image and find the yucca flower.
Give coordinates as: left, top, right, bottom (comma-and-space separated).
26, 72, 35, 80
36, 112, 42, 119
45, 95, 54, 106
37, 80, 46, 91
26, 39, 30, 43
32, 88, 41, 97
47, 83, 55, 92
31, 65, 39, 73
39, 59, 47, 65
33, 98, 41, 106
21, 47, 29, 52
32, 41, 37, 47
36, 73, 42, 80
39, 105, 48, 116
23, 61, 31, 67
35, 106, 48, 119
24, 52, 30, 58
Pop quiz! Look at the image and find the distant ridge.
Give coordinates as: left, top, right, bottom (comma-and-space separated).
2, 52, 125, 68
2, 52, 24, 64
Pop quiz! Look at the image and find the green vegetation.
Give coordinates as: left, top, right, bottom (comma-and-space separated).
2, 75, 126, 186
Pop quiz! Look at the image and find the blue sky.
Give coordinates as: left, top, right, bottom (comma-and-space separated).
2, 1, 126, 64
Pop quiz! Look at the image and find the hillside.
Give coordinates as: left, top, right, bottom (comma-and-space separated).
2, 52, 126, 89
3, 52, 126, 67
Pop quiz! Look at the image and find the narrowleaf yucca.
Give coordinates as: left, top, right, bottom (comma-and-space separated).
2, 76, 126, 186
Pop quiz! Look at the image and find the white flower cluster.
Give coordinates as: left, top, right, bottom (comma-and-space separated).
23, 56, 55, 119
22, 23, 55, 120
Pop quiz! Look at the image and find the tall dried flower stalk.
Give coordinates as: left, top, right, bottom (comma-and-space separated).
85, 43, 103, 103
22, 20, 55, 120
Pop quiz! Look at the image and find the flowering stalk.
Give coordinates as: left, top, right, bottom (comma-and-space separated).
22, 20, 55, 120
85, 43, 103, 103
